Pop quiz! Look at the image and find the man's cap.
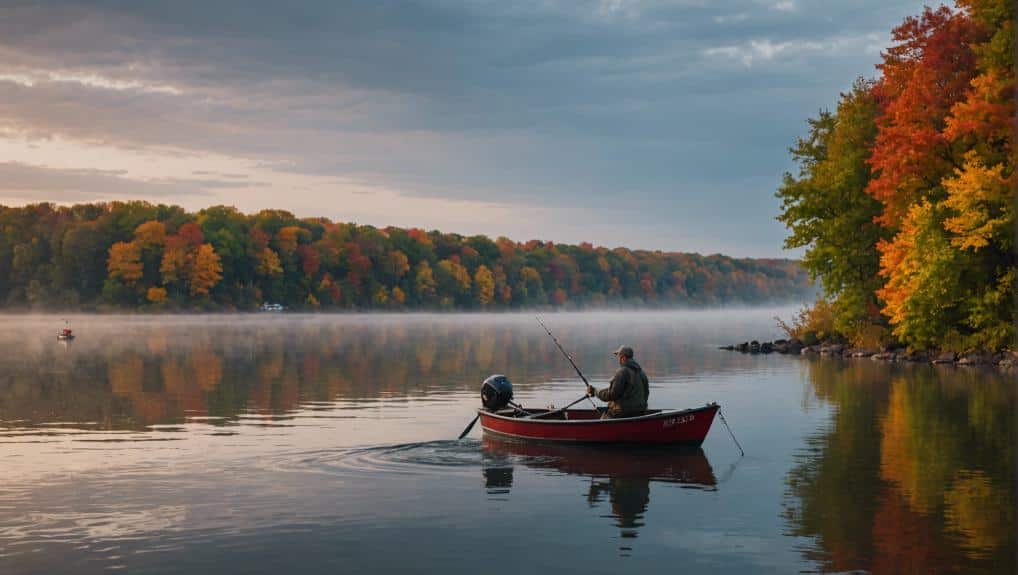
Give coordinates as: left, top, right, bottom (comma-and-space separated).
613, 345, 634, 358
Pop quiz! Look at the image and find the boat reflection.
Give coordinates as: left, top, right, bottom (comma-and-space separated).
481, 437, 717, 550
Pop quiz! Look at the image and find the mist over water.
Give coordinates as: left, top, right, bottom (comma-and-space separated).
0, 310, 1013, 574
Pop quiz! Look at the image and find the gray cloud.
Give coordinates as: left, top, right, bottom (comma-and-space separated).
0, 0, 927, 256
0, 161, 260, 201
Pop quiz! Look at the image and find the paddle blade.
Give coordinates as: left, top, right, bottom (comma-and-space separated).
457, 414, 480, 440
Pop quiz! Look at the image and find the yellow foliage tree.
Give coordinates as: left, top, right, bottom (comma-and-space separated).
189, 243, 223, 297
414, 261, 437, 302
877, 201, 963, 349
275, 226, 305, 256
391, 286, 406, 306
437, 259, 471, 292
385, 250, 410, 280
146, 286, 167, 304
474, 264, 495, 306
942, 152, 1013, 252
373, 286, 389, 305
256, 247, 283, 277
133, 220, 166, 247
160, 242, 189, 286
107, 241, 143, 286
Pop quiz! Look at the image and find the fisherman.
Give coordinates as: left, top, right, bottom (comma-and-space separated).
586, 345, 649, 418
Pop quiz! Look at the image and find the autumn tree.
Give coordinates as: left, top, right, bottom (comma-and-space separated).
274, 226, 304, 257
878, 200, 965, 348
777, 79, 887, 340
866, 6, 984, 229
256, 248, 283, 277
414, 261, 437, 304
134, 221, 166, 247
435, 259, 471, 305
160, 235, 190, 290
189, 244, 223, 297
383, 250, 410, 284
107, 241, 143, 286
873, 1, 1013, 350
937, 0, 1016, 351
779, 0, 1014, 352
147, 286, 168, 304
318, 273, 342, 305
474, 265, 495, 307
939, 153, 1015, 350
391, 286, 407, 307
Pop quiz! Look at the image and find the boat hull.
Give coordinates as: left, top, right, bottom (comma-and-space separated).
478, 403, 719, 445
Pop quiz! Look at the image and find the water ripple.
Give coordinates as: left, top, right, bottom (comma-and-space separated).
279, 440, 486, 478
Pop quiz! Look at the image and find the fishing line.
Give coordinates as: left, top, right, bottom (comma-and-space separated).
717, 409, 745, 456
535, 316, 599, 410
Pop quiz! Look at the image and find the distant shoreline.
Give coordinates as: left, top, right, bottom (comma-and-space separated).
0, 202, 814, 315
0, 302, 807, 316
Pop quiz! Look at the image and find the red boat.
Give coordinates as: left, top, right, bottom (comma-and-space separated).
478, 402, 719, 445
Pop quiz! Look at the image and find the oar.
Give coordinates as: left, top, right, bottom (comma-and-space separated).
535, 316, 599, 410
458, 399, 532, 440
458, 414, 480, 440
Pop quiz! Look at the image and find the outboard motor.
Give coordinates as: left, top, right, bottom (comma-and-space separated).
481, 374, 514, 411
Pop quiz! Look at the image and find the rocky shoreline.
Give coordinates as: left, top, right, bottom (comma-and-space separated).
719, 339, 1017, 370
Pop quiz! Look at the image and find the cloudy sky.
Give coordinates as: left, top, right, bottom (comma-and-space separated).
0, 0, 926, 257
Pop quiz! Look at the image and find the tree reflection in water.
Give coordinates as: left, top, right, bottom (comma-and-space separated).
481, 436, 717, 555
0, 315, 763, 431
783, 359, 1015, 574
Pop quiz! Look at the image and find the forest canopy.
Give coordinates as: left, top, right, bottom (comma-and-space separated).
0, 201, 812, 311
777, 0, 1014, 352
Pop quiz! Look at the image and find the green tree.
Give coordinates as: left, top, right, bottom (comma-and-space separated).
776, 79, 886, 340
435, 259, 471, 305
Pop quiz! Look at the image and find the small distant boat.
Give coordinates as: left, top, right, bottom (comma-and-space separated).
57, 327, 75, 341
259, 302, 285, 312
478, 403, 719, 445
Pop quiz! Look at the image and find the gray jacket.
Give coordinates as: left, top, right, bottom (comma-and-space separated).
596, 359, 649, 416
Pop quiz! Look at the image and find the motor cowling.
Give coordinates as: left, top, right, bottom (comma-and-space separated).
481, 374, 513, 411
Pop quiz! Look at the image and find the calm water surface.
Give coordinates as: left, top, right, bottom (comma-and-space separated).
0, 310, 1013, 574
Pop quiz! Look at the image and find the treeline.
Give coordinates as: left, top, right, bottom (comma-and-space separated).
777, 0, 1014, 352
0, 202, 811, 311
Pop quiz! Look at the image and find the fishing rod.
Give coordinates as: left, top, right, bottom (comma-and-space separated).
535, 316, 599, 410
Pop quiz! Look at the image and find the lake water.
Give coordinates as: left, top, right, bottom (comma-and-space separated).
0, 310, 1013, 574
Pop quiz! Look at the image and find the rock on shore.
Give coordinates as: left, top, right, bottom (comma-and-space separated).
719, 339, 1016, 370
